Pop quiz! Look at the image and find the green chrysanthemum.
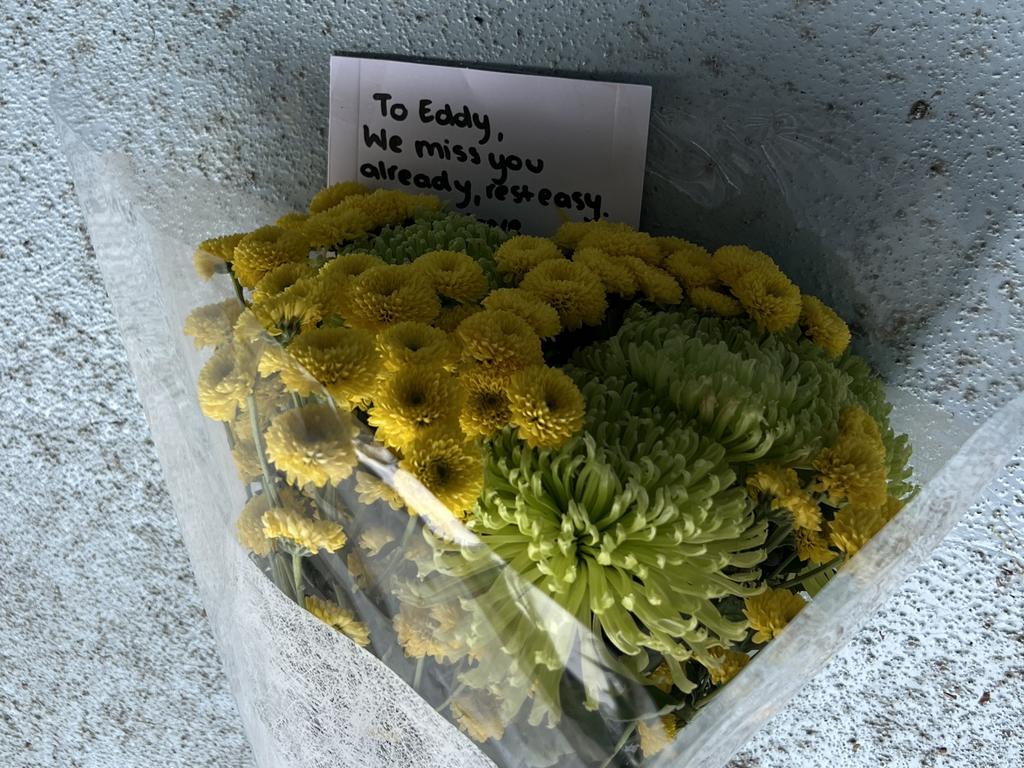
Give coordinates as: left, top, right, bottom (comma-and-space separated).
342, 211, 508, 284
431, 397, 767, 718
570, 307, 853, 464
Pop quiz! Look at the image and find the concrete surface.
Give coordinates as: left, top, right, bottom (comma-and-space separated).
1, 2, 1022, 767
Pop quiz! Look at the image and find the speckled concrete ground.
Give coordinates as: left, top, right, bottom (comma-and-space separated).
1, 2, 1022, 767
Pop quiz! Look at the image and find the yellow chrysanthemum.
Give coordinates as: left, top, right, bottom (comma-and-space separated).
313, 251, 385, 316
704, 646, 750, 686
308, 181, 369, 214
232, 226, 309, 288
507, 365, 586, 449
572, 246, 638, 297
244, 372, 292, 418
413, 249, 488, 303
656, 235, 704, 258
429, 602, 464, 635
623, 257, 683, 305
455, 309, 544, 374
319, 251, 385, 283
393, 603, 466, 662
550, 219, 595, 250
637, 716, 678, 758
354, 470, 406, 513
300, 205, 374, 251
263, 403, 357, 488
274, 211, 309, 230
731, 265, 802, 332
304, 595, 370, 646
812, 407, 888, 509
234, 493, 274, 556
747, 464, 822, 531
743, 588, 806, 644
232, 308, 270, 345
711, 245, 779, 288
433, 302, 482, 333
357, 524, 395, 556
376, 321, 455, 371
459, 369, 512, 438
193, 248, 227, 280
197, 345, 253, 422
794, 528, 837, 566
231, 437, 263, 484
400, 427, 484, 518
368, 364, 463, 449
577, 222, 663, 266
184, 299, 244, 349
256, 344, 318, 397
800, 294, 852, 358
195, 232, 244, 265
519, 259, 608, 330
493, 235, 564, 284
481, 288, 561, 338
646, 661, 673, 693
687, 286, 744, 317
252, 262, 315, 305
341, 264, 441, 331
663, 245, 718, 290
251, 291, 322, 340
286, 326, 381, 405
241, 373, 291, 420
450, 690, 507, 744
829, 495, 903, 557
262, 504, 348, 553
346, 189, 443, 229
352, 550, 374, 589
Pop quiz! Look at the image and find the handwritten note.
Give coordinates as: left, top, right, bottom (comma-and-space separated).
328, 57, 652, 234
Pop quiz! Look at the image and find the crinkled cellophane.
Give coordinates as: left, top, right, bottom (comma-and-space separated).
59, 106, 1024, 768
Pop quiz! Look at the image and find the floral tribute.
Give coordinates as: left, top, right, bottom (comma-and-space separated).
186, 181, 913, 767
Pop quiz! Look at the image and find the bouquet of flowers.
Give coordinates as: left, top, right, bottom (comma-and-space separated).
185, 181, 916, 767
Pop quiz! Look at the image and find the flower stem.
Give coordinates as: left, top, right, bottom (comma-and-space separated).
768, 551, 799, 581
377, 515, 419, 587
292, 552, 305, 607
270, 548, 295, 602
598, 722, 637, 768
247, 394, 280, 507
412, 657, 425, 692
763, 519, 794, 553
230, 270, 248, 308
776, 555, 845, 590
439, 682, 467, 711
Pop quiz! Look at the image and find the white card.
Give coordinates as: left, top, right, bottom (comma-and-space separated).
328, 56, 652, 234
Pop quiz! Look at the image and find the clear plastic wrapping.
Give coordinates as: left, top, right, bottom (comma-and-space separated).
56, 77, 1023, 768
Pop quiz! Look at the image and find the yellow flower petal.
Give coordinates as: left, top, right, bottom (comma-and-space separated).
413, 249, 488, 303
688, 285, 744, 317
455, 309, 544, 374
800, 294, 851, 358
731, 265, 802, 332
743, 588, 806, 644
368, 364, 463, 450
520, 259, 608, 330
507, 365, 585, 449
308, 181, 369, 214
263, 403, 357, 488
400, 426, 484, 518
637, 716, 678, 758
494, 235, 564, 284
304, 595, 370, 646
482, 288, 562, 338
341, 264, 441, 330
710, 245, 778, 288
